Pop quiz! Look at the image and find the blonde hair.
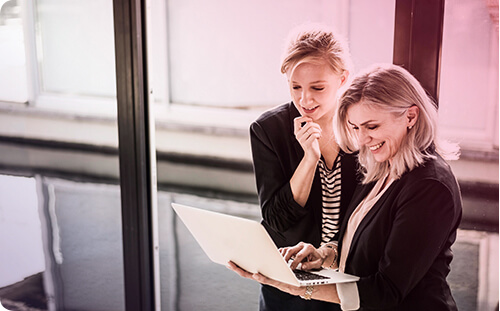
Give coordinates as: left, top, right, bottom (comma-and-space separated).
335, 64, 460, 184
280, 23, 352, 77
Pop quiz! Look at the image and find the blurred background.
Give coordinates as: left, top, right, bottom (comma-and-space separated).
0, 0, 497, 310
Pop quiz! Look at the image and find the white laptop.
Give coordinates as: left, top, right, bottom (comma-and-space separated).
171, 203, 359, 286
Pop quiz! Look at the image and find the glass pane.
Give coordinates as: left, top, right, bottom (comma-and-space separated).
36, 0, 116, 97
439, 0, 499, 151
0, 0, 124, 310
163, 0, 395, 108
151, 1, 395, 310
159, 193, 261, 310
0, 0, 29, 103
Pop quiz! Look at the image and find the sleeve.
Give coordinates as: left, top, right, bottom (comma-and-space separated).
356, 179, 459, 308
337, 282, 360, 310
250, 120, 308, 232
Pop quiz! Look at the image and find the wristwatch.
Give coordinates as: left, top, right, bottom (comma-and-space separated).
300, 285, 314, 300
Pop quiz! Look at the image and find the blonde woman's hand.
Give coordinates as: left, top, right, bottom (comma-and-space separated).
279, 242, 324, 271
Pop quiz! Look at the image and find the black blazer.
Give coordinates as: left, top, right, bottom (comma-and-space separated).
250, 102, 359, 248
337, 152, 462, 310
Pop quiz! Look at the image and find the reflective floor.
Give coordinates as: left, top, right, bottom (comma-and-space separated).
0, 173, 498, 311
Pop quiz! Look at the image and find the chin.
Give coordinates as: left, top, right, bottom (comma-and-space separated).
370, 151, 391, 163
373, 155, 390, 163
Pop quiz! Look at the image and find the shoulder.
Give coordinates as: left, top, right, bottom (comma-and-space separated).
398, 154, 461, 202
250, 102, 298, 146
405, 155, 456, 184
252, 102, 297, 128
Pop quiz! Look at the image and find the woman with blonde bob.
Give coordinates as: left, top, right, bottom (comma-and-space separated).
230, 64, 462, 310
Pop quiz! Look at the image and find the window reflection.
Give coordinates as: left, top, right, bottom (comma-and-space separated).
0, 174, 45, 310
159, 193, 261, 310
0, 174, 126, 310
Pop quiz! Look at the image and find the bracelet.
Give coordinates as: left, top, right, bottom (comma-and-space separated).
321, 243, 338, 270
300, 285, 314, 300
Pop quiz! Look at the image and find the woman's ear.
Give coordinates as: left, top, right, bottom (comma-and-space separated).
407, 105, 419, 127
340, 70, 349, 87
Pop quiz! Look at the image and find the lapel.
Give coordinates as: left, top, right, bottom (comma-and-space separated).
343, 179, 398, 266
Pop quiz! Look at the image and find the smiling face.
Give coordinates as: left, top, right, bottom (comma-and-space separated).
287, 61, 346, 124
347, 101, 418, 163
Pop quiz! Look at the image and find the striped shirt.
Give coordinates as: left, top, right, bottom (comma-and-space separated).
318, 154, 342, 245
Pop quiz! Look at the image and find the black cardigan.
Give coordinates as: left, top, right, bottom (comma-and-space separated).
250, 102, 359, 248
337, 153, 462, 310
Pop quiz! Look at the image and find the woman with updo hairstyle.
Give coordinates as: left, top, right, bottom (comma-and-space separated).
231, 64, 462, 310
247, 24, 359, 311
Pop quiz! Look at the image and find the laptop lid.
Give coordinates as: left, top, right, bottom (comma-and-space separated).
171, 203, 359, 286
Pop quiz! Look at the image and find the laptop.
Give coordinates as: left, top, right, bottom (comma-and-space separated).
172, 203, 359, 286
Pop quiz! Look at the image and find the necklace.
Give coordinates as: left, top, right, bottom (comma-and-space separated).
319, 131, 337, 149
319, 133, 339, 169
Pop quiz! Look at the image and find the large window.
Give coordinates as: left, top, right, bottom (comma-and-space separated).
34, 0, 116, 113
152, 1, 397, 310
0, 0, 497, 156
0, 0, 28, 103
0, 1, 497, 310
439, 0, 499, 153
0, 0, 125, 310
161, 0, 395, 109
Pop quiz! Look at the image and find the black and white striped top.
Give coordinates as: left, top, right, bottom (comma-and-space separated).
318, 154, 342, 245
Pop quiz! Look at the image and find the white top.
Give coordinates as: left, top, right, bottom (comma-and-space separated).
337, 175, 394, 310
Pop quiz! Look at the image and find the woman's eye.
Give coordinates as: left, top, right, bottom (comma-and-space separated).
312, 87, 325, 91
292, 85, 301, 90
352, 126, 359, 130
367, 125, 378, 130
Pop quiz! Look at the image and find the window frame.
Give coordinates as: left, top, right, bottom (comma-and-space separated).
113, 0, 156, 310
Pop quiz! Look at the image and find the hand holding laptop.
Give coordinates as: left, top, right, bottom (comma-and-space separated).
227, 240, 340, 296
172, 203, 358, 288
227, 260, 308, 298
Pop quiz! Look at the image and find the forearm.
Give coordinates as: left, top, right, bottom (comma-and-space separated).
290, 155, 318, 207
306, 284, 340, 303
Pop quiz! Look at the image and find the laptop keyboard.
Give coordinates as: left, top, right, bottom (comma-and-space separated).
293, 270, 330, 281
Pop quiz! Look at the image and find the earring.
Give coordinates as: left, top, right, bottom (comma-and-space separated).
408, 125, 413, 130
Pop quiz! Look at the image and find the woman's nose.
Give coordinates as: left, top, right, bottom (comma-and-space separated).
358, 129, 371, 145
301, 90, 312, 104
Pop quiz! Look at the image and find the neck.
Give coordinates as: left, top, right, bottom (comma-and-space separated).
316, 112, 334, 130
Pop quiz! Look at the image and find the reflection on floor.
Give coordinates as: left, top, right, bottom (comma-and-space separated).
0, 175, 498, 311
0, 273, 46, 311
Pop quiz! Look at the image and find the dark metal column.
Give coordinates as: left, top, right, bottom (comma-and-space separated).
393, 0, 446, 103
113, 0, 155, 310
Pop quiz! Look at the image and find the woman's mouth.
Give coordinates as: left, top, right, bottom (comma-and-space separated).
369, 142, 385, 151
302, 105, 319, 113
